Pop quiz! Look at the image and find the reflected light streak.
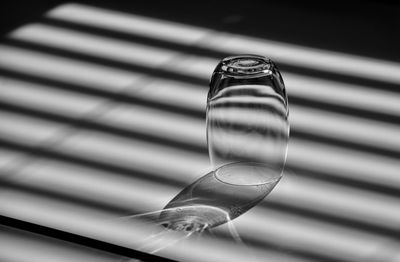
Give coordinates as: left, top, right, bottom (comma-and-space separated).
47, 3, 400, 85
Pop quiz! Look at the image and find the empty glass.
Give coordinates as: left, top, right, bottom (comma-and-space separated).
207, 54, 289, 185
156, 55, 290, 232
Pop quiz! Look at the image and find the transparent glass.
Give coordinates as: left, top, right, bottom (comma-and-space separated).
207, 54, 289, 184
152, 55, 290, 232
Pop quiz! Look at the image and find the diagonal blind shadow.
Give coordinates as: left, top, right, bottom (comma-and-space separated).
0, 3, 399, 262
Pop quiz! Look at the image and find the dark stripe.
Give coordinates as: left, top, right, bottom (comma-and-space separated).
0, 138, 399, 241
262, 201, 400, 239
0, 101, 207, 155
0, 99, 399, 197
0, 215, 178, 262
41, 17, 400, 94
3, 38, 400, 127
0, 137, 185, 188
0, 68, 205, 119
2, 39, 208, 86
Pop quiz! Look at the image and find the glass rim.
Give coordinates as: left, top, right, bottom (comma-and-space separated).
219, 54, 273, 77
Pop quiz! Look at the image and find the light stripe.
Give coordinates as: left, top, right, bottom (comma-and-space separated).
285, 73, 400, 116
0, 77, 397, 191
0, 148, 26, 171
169, 54, 216, 80
0, 107, 396, 234
0, 77, 108, 116
0, 227, 122, 262
10, 159, 178, 211
0, 189, 316, 262
1, 3, 399, 261
235, 208, 400, 262
14, 157, 397, 260
290, 105, 400, 152
0, 106, 391, 236
92, 102, 400, 193
164, 54, 400, 115
10, 23, 180, 68
1, 184, 398, 262
287, 138, 400, 188
47, 3, 400, 85
203, 32, 400, 85
0, 190, 158, 249
0, 80, 397, 190
0, 76, 206, 148
58, 130, 210, 183
138, 79, 400, 158
0, 45, 144, 92
9, 23, 400, 117
0, 111, 66, 145
97, 104, 206, 147
272, 173, 400, 231
47, 3, 212, 45
134, 78, 207, 111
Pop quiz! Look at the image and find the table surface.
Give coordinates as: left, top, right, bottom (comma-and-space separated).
0, 2, 399, 262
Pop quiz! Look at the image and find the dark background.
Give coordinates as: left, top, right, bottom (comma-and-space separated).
1, 1, 399, 62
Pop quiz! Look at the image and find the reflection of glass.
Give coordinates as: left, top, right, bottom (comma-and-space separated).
207, 55, 289, 183
159, 162, 282, 231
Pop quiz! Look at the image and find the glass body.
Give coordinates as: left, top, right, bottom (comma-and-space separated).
206, 55, 289, 184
